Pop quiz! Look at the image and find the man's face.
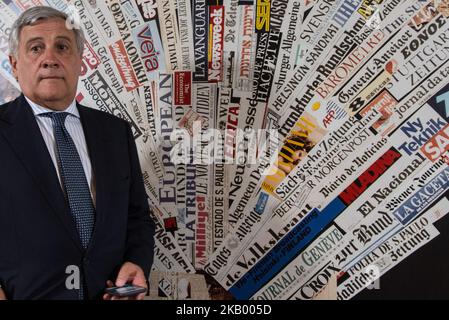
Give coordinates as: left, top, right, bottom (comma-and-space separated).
9, 18, 82, 110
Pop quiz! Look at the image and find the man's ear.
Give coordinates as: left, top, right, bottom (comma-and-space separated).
9, 55, 18, 81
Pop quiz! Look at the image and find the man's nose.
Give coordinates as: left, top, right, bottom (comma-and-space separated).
42, 60, 59, 68
41, 50, 60, 68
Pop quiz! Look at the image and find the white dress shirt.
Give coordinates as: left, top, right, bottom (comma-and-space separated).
26, 96, 96, 204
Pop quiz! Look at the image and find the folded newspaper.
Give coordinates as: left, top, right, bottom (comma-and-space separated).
1, 0, 449, 300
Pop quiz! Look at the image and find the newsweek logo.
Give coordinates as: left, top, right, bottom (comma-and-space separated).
173, 71, 192, 106
132, 21, 166, 80
81, 42, 100, 76
109, 40, 139, 91
208, 6, 224, 83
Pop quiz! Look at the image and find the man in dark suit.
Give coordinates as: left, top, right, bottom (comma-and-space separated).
0, 6, 155, 300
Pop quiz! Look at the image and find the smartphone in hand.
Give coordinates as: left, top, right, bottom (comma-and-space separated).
105, 284, 147, 297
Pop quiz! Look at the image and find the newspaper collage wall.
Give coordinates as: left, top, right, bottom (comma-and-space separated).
1, 0, 449, 300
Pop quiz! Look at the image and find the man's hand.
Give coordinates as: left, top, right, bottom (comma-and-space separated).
103, 262, 147, 300
0, 288, 6, 300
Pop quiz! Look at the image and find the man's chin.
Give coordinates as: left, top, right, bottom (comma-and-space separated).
38, 94, 66, 102
35, 87, 67, 99
33, 91, 73, 109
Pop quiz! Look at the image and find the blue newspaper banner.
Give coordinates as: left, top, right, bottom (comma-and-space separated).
229, 197, 347, 299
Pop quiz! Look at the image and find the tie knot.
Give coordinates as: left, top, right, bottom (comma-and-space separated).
40, 112, 70, 127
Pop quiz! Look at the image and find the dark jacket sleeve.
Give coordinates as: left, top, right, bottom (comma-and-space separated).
123, 123, 155, 278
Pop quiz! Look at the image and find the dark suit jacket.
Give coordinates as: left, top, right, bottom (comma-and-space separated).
0, 95, 155, 300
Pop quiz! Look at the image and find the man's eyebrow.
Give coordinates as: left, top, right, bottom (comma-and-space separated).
25, 36, 73, 45
54, 36, 73, 42
25, 37, 44, 45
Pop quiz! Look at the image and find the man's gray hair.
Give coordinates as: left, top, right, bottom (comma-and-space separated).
8, 6, 85, 57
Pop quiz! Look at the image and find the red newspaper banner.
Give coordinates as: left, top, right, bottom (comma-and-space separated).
421, 123, 449, 162
80, 42, 100, 76
208, 5, 225, 83
109, 40, 140, 91
174, 71, 192, 106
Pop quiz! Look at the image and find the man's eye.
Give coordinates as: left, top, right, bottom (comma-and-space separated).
58, 44, 69, 51
30, 46, 42, 53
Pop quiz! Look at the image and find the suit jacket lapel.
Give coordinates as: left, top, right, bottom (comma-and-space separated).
0, 95, 83, 252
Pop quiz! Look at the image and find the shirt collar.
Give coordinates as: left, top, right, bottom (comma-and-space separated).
25, 96, 80, 119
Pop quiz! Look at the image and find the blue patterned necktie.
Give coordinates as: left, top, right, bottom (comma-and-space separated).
41, 112, 95, 248
40, 112, 95, 299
